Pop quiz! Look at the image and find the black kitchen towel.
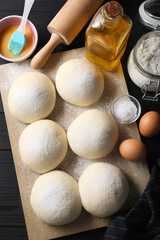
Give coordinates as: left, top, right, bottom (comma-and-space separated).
104, 158, 160, 240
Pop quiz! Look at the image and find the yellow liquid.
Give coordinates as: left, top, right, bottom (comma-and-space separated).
0, 24, 34, 59
85, 14, 132, 71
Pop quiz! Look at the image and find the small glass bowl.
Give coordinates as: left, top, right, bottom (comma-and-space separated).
111, 94, 141, 124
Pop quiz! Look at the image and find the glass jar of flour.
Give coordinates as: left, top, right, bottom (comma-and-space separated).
127, 0, 160, 101
127, 30, 160, 101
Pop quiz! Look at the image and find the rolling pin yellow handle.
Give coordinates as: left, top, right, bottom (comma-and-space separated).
31, 33, 63, 70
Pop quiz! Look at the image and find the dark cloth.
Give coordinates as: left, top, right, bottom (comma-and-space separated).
104, 158, 160, 240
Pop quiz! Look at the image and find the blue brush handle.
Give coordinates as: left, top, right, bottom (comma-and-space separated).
18, 0, 35, 34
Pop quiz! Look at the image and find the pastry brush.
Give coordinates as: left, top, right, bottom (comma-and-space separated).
8, 0, 35, 56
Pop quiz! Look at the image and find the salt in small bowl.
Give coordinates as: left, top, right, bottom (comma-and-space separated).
111, 94, 141, 124
0, 15, 38, 62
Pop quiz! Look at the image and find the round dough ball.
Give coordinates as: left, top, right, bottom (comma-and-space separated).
79, 162, 129, 218
30, 171, 82, 225
67, 109, 118, 159
19, 120, 68, 173
55, 58, 104, 106
8, 72, 56, 123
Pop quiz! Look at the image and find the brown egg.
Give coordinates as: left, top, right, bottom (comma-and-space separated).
119, 139, 147, 162
139, 111, 160, 137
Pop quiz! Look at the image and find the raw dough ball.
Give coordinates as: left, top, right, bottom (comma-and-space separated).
55, 58, 104, 106
8, 72, 56, 123
67, 109, 118, 159
79, 162, 129, 218
30, 171, 82, 225
19, 120, 68, 173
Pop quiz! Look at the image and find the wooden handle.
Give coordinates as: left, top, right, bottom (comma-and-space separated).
31, 33, 63, 69
47, 0, 104, 44
31, 0, 104, 69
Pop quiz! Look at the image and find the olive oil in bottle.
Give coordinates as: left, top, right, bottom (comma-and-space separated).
85, 1, 132, 71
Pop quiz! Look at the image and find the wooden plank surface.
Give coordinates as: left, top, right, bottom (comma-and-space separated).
0, 0, 66, 11
0, 114, 11, 150
0, 94, 4, 112
0, 150, 25, 227
0, 47, 150, 240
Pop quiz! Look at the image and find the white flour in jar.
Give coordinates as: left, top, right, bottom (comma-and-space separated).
136, 36, 160, 75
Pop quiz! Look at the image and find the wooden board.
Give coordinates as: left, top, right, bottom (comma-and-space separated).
0, 48, 150, 240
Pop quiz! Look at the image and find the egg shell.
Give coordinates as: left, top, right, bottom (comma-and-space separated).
139, 111, 160, 138
119, 139, 147, 162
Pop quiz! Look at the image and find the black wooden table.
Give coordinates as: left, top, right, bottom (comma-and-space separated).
0, 0, 160, 239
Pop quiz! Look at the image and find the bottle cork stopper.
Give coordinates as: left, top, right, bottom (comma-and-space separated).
104, 1, 122, 18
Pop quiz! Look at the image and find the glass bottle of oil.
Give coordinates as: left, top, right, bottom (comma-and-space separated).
85, 1, 132, 71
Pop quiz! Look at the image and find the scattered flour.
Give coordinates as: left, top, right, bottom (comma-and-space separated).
0, 60, 40, 91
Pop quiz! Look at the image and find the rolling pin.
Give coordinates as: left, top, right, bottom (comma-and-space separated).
31, 0, 104, 69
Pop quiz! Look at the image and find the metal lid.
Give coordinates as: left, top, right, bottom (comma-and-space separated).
139, 0, 160, 29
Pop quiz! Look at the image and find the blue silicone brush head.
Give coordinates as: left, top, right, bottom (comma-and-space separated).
8, 31, 26, 56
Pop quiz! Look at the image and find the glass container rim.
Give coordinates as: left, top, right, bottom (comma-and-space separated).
144, 0, 160, 20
